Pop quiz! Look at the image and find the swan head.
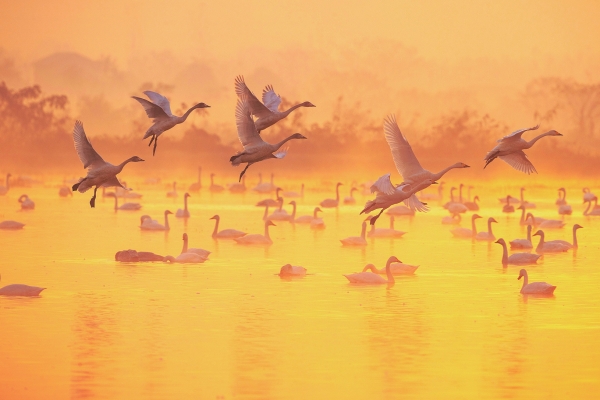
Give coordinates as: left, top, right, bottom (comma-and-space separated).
518, 269, 527, 280
193, 102, 211, 109
489, 218, 498, 224
184, 192, 191, 198
265, 220, 276, 227
315, 207, 322, 213
532, 230, 543, 237
455, 162, 470, 168
495, 238, 506, 245
574, 224, 583, 230
450, 187, 456, 192
130, 156, 145, 162
474, 195, 479, 201
291, 133, 307, 140
288, 201, 296, 206
546, 130, 562, 136
336, 182, 343, 187
165, 210, 173, 215
362, 264, 377, 272
18, 194, 28, 202
302, 101, 316, 107
209, 215, 219, 220
182, 233, 188, 240
387, 256, 402, 264
472, 214, 482, 220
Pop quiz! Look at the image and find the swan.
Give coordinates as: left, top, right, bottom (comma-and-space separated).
18, 194, 35, 210
279, 264, 307, 277
71, 121, 144, 208
525, 212, 545, 226
367, 216, 406, 238
533, 230, 569, 253
340, 220, 368, 246
509, 225, 533, 250
209, 173, 224, 192
139, 214, 157, 227
210, 215, 247, 239
0, 220, 25, 230
555, 187, 567, 206
228, 176, 247, 193
443, 186, 458, 209
58, 185, 73, 197
132, 90, 210, 155
320, 182, 343, 208
447, 201, 468, 215
582, 187, 596, 203
484, 124, 562, 173
283, 183, 304, 198
234, 75, 315, 133
362, 179, 435, 225
175, 192, 191, 217
310, 214, 326, 229
442, 213, 461, 225
343, 187, 358, 205
181, 233, 210, 259
268, 197, 292, 221
583, 197, 600, 216
538, 218, 565, 229
253, 173, 276, 193
463, 195, 480, 211
502, 195, 515, 213
362, 261, 418, 275
420, 181, 444, 201
547, 224, 583, 249
295, 207, 322, 224
382, 114, 469, 208
0, 283, 45, 296
0, 173, 10, 196
558, 204, 572, 215
140, 210, 172, 231
518, 269, 556, 295
106, 192, 142, 211
234, 220, 276, 245
188, 167, 202, 191
519, 187, 536, 209
164, 253, 205, 264
451, 214, 482, 238
166, 182, 178, 198
230, 95, 307, 180
115, 249, 165, 262
475, 217, 497, 241
343, 256, 400, 284
495, 238, 541, 266
256, 188, 283, 208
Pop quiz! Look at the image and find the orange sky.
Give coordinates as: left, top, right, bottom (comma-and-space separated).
2, 0, 599, 66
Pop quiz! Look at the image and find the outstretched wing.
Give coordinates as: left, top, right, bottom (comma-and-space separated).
273, 146, 288, 159
370, 173, 395, 195
234, 76, 273, 119
72, 120, 105, 169
236, 95, 266, 149
132, 96, 170, 119
262, 85, 282, 112
499, 151, 538, 174
101, 176, 126, 189
403, 194, 430, 212
383, 115, 426, 180
497, 124, 539, 143
143, 91, 173, 116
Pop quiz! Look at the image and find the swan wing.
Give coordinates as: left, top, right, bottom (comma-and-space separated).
236, 95, 265, 149
72, 121, 106, 169
262, 85, 282, 113
499, 151, 538, 174
143, 91, 173, 116
370, 174, 395, 195
101, 176, 127, 189
132, 96, 170, 119
383, 115, 425, 180
403, 194, 430, 212
497, 124, 539, 143
234, 76, 272, 119
273, 146, 288, 159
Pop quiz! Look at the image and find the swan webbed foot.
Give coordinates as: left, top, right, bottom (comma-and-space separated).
90, 186, 98, 208
370, 209, 385, 226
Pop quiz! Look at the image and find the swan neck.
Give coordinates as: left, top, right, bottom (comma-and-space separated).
113, 194, 118, 210
184, 195, 188, 211
263, 206, 269, 220
573, 226, 578, 248
290, 203, 296, 219
336, 184, 340, 201
501, 242, 508, 265
471, 217, 478, 235
458, 186, 463, 202
536, 232, 545, 251
117, 158, 134, 171
488, 220, 494, 235
164, 213, 170, 230
274, 135, 298, 151
433, 164, 460, 181
264, 223, 271, 240
180, 106, 197, 121
527, 225, 532, 241
282, 103, 304, 116
584, 201, 591, 215
521, 272, 529, 290
385, 259, 395, 284
212, 218, 219, 237
520, 206, 525, 223
182, 236, 188, 253
526, 132, 553, 148
361, 223, 367, 239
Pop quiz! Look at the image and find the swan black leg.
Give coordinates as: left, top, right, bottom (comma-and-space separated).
90, 186, 98, 208
239, 164, 251, 181
152, 136, 158, 156
72, 178, 86, 191
148, 135, 155, 147
370, 208, 386, 225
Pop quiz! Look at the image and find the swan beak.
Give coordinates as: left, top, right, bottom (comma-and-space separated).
432, 182, 439, 185
494, 240, 500, 244
518, 275, 523, 280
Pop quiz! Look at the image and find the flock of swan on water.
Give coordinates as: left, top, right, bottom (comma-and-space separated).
1, 76, 597, 297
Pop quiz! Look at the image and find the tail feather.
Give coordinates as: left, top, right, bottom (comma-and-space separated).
360, 199, 378, 215
402, 194, 430, 212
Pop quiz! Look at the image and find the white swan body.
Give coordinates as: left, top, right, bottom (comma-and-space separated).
253, 173, 276, 193
0, 284, 45, 296
164, 253, 205, 264
363, 179, 435, 225
18, 194, 35, 210
343, 187, 358, 205
533, 230, 569, 253
181, 233, 210, 259
340, 221, 368, 246
463, 195, 479, 211
166, 182, 178, 198
234, 220, 276, 245
509, 225, 533, 249
367, 217, 406, 238
363, 262, 418, 275
475, 217, 497, 241
451, 214, 482, 238
344, 256, 400, 284
518, 269, 556, 295
484, 125, 562, 173
295, 207, 322, 224
320, 182, 343, 208
140, 210, 172, 231
0, 220, 25, 230
279, 264, 307, 277
268, 197, 291, 221
519, 187, 536, 209
283, 183, 304, 198
132, 90, 209, 155
496, 239, 541, 265
228, 176, 247, 193
502, 195, 515, 213
210, 215, 247, 239
548, 224, 582, 249
106, 192, 141, 211
71, 121, 144, 208
209, 173, 224, 192
538, 219, 565, 229
176, 192, 191, 218
584, 197, 600, 216
442, 213, 461, 225
555, 187, 567, 206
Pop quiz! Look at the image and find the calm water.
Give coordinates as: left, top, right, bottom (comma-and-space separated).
1, 180, 599, 399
